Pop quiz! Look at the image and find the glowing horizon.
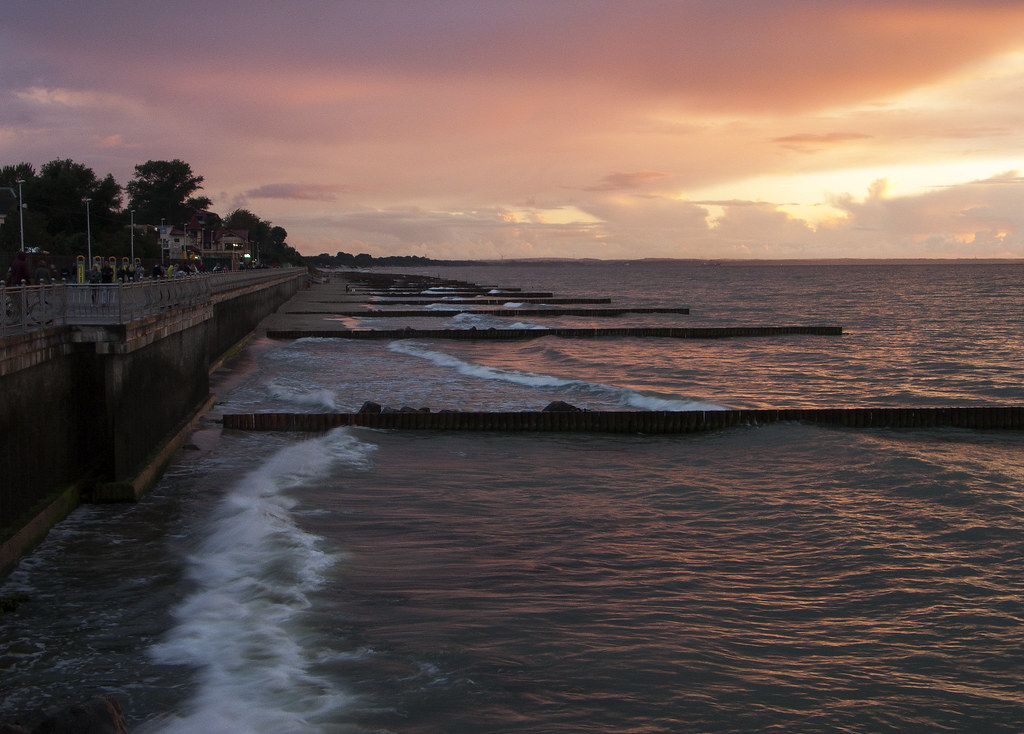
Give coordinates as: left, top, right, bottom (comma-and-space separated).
4, 1, 1024, 260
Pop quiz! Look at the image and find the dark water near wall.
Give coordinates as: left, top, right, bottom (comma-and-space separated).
2, 261, 1024, 732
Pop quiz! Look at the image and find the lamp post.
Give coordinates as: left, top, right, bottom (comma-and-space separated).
84, 198, 92, 264
130, 209, 135, 261
15, 178, 25, 251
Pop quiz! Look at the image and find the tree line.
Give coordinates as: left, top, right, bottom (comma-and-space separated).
307, 252, 480, 268
0, 158, 304, 266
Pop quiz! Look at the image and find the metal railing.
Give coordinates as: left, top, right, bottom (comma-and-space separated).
1, 282, 68, 337
2, 269, 302, 339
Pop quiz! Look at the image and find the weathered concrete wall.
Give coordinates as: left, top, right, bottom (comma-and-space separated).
208, 275, 302, 358
1, 329, 105, 536
1, 271, 304, 574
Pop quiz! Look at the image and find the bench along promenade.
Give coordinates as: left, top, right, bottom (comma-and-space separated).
1, 268, 305, 575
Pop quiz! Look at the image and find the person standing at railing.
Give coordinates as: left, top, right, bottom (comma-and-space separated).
34, 259, 51, 285
6, 251, 32, 286
100, 260, 114, 306
88, 263, 102, 304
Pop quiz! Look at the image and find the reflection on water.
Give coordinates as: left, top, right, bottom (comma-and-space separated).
3, 261, 1024, 732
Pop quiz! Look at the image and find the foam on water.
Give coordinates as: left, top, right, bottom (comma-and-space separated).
266, 379, 340, 411
450, 312, 545, 329
388, 339, 723, 410
146, 428, 375, 733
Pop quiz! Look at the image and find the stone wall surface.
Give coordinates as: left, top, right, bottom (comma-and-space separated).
0, 271, 304, 575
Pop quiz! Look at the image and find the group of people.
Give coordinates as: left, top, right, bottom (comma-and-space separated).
152, 261, 206, 278
5, 250, 210, 286
4, 251, 57, 286
87, 261, 149, 284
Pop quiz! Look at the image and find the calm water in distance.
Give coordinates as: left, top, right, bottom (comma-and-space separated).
2, 260, 1023, 732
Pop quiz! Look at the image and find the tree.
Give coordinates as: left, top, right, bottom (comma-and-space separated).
0, 162, 35, 188
0, 164, 34, 251
0, 166, 46, 253
126, 159, 205, 226
32, 159, 123, 255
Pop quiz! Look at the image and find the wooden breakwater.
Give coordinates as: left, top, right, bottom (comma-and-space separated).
285, 307, 691, 318
328, 297, 611, 305
266, 325, 843, 340
368, 292, 562, 299
222, 406, 1024, 433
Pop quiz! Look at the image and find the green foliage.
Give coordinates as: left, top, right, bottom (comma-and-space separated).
1, 157, 301, 265
225, 210, 303, 266
126, 159, 204, 226
1, 159, 125, 255
0, 162, 35, 187
309, 251, 462, 268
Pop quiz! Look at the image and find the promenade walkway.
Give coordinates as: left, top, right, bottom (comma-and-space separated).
0, 269, 303, 339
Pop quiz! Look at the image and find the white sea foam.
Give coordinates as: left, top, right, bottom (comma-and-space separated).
267, 379, 340, 411
147, 428, 375, 733
624, 393, 726, 411
388, 340, 724, 410
449, 312, 545, 330
390, 340, 579, 390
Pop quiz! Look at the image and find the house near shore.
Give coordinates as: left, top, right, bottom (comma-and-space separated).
157, 224, 190, 261
158, 211, 252, 269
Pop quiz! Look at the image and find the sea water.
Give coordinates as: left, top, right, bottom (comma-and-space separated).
2, 261, 1024, 732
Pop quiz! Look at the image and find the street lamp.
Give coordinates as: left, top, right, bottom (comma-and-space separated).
130, 209, 135, 261
84, 198, 92, 264
15, 178, 25, 251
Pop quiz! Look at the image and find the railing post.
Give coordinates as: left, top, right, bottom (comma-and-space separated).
19, 284, 27, 331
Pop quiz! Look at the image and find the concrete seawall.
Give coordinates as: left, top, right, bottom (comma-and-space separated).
222, 406, 1024, 433
1, 271, 305, 575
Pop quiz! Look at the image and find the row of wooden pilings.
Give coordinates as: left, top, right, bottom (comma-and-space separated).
285, 307, 690, 318
265, 325, 844, 340
222, 406, 1024, 433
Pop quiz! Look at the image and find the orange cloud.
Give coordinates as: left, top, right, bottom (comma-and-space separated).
245, 183, 356, 201
584, 171, 674, 192
770, 133, 874, 153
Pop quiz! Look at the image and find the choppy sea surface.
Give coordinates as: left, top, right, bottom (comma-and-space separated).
2, 260, 1024, 732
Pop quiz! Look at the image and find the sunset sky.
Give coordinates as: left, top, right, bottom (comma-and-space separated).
4, 1, 1024, 260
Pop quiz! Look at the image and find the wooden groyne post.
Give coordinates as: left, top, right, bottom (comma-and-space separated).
222, 406, 1024, 433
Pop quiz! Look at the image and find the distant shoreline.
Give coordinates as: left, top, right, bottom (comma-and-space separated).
368, 257, 1024, 267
